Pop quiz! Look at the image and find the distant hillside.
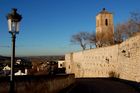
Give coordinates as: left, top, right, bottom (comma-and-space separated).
28, 55, 65, 62
0, 56, 11, 65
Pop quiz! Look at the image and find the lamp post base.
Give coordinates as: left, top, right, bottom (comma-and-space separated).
9, 80, 15, 93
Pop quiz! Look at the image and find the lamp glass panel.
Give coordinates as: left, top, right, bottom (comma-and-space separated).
11, 21, 19, 32
8, 19, 12, 31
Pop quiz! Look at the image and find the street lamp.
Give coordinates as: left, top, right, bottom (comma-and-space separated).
6, 8, 22, 93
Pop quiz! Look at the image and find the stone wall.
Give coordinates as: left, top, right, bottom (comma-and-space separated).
0, 74, 75, 93
65, 34, 140, 82
117, 34, 140, 82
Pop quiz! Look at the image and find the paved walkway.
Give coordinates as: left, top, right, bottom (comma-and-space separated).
59, 78, 139, 93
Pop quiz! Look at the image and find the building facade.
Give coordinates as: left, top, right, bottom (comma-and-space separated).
96, 8, 114, 47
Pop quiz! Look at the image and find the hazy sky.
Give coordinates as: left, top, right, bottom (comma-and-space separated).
0, 0, 140, 56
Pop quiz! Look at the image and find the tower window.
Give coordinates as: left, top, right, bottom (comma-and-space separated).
105, 19, 108, 26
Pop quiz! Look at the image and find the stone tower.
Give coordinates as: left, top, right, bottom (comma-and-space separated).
96, 8, 114, 47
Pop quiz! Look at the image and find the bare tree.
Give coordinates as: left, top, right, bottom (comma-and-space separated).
96, 27, 114, 47
87, 32, 96, 49
124, 20, 139, 37
114, 23, 125, 43
123, 12, 140, 37
130, 12, 140, 26
130, 12, 140, 33
116, 20, 139, 40
114, 12, 140, 44
71, 32, 90, 50
114, 21, 135, 43
96, 31, 105, 47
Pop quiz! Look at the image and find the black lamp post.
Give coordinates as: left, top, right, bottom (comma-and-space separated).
6, 8, 22, 93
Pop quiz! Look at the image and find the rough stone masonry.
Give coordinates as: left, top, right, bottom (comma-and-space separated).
65, 33, 140, 82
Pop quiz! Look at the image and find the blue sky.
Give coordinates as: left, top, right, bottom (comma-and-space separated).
0, 0, 140, 56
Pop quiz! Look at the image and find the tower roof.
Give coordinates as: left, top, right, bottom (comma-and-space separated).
98, 8, 112, 15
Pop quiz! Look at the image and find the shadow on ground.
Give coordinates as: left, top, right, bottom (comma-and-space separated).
59, 78, 140, 93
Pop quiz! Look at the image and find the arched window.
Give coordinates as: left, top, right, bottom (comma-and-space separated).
105, 19, 108, 26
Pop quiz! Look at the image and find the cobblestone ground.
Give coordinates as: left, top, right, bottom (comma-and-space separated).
59, 78, 140, 93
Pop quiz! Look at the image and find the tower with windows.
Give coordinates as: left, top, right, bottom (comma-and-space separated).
96, 8, 114, 47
